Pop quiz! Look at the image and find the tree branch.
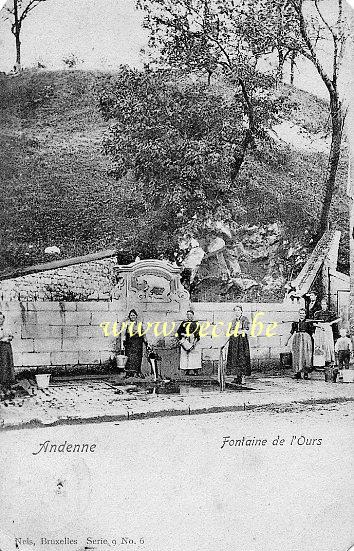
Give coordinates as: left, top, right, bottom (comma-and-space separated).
314, 0, 337, 39
289, 0, 334, 95
19, 0, 43, 23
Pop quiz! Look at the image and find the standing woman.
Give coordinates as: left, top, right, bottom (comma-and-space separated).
313, 299, 340, 369
224, 305, 251, 385
177, 309, 201, 376
285, 308, 313, 380
123, 309, 147, 378
0, 312, 15, 391
306, 292, 320, 320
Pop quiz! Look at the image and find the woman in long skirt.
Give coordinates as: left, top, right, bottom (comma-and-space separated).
225, 306, 251, 384
285, 308, 313, 379
313, 299, 339, 368
0, 312, 15, 390
177, 309, 201, 376
123, 309, 147, 378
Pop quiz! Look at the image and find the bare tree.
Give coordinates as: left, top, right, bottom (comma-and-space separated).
4, 0, 49, 71
287, 0, 349, 239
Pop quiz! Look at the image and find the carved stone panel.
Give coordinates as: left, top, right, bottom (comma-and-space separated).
113, 259, 189, 309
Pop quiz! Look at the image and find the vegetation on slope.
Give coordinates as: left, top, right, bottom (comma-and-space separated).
0, 69, 349, 290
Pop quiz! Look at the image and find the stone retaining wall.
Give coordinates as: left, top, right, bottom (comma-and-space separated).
0, 300, 299, 374
0, 257, 117, 302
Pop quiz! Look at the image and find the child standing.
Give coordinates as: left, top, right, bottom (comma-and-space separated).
335, 328, 353, 370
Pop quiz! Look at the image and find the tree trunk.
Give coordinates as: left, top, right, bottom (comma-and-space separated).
276, 49, 284, 86
315, 93, 342, 239
15, 32, 21, 71
230, 130, 253, 183
13, 0, 21, 71
230, 78, 255, 182
290, 51, 296, 85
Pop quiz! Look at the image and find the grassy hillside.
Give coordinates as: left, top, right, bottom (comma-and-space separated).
0, 69, 349, 280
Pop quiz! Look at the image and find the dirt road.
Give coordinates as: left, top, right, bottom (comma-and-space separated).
0, 401, 353, 551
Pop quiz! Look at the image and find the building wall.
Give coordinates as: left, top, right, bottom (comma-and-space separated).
0, 300, 299, 376
329, 269, 350, 330
350, 199, 354, 336
0, 258, 117, 302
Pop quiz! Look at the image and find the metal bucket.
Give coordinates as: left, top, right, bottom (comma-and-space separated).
35, 373, 51, 389
116, 355, 128, 368
342, 369, 354, 383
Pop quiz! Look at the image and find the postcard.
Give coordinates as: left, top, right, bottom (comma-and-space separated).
0, 1, 353, 550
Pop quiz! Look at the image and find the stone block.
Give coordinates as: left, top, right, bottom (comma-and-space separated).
192, 302, 235, 312
21, 352, 51, 367
22, 324, 50, 339
20, 311, 40, 325
61, 337, 108, 352
60, 338, 80, 351
100, 350, 113, 362
78, 350, 101, 364
60, 312, 92, 326
62, 326, 78, 338
140, 301, 180, 312
50, 351, 79, 365
91, 312, 119, 326
273, 323, 291, 337
15, 339, 35, 353
36, 311, 66, 326
257, 335, 281, 349
12, 352, 23, 367
24, 302, 61, 311
34, 339, 62, 353
0, 301, 22, 314
108, 301, 125, 312
58, 302, 77, 311
78, 325, 99, 338
48, 326, 63, 338
193, 311, 214, 322
77, 302, 110, 311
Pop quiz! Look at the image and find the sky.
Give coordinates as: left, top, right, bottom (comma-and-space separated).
0, 0, 352, 100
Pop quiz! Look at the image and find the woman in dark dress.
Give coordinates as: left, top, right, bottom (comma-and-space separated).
123, 309, 147, 378
285, 308, 313, 380
0, 312, 15, 390
224, 306, 251, 384
305, 292, 320, 320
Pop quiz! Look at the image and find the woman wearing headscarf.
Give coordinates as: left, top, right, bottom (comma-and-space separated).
223, 305, 251, 385
285, 308, 313, 379
0, 312, 15, 390
123, 309, 148, 378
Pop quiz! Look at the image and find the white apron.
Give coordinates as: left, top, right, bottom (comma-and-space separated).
313, 323, 335, 367
179, 336, 201, 371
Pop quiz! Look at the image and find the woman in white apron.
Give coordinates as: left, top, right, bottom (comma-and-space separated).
177, 310, 201, 376
313, 299, 340, 368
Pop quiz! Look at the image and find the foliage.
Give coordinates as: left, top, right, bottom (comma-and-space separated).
137, 0, 350, 241
99, 67, 284, 257
0, 70, 349, 286
137, 0, 295, 182
62, 53, 82, 69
